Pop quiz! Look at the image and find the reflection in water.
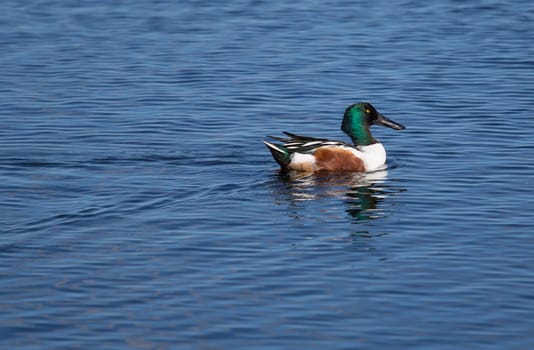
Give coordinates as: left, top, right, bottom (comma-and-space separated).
271, 168, 405, 244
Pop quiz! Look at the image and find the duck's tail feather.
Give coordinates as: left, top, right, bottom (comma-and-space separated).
263, 141, 291, 169
267, 135, 291, 143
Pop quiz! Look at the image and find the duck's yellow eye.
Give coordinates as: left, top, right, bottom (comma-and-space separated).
365, 109, 371, 113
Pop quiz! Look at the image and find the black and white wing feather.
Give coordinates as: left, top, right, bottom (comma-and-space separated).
267, 132, 350, 154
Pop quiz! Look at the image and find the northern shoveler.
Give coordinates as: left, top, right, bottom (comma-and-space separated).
263, 102, 405, 172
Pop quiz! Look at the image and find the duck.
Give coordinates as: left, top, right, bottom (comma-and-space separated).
263, 102, 405, 172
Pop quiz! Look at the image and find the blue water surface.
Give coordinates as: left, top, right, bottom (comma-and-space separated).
1, 0, 534, 349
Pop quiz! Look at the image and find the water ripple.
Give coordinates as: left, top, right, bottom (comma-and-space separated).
2, 0, 534, 349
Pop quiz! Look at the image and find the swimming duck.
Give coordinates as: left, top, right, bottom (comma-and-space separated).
263, 102, 405, 172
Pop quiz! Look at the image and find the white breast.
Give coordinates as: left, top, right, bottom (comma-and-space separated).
350, 143, 386, 171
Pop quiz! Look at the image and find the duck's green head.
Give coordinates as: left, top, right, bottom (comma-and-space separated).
341, 102, 405, 146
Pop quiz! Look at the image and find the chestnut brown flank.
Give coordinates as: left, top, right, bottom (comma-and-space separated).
314, 147, 365, 172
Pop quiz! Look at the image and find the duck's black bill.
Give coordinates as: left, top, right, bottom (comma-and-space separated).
375, 114, 405, 130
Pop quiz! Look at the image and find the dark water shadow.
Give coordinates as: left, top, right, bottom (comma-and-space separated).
269, 167, 406, 244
